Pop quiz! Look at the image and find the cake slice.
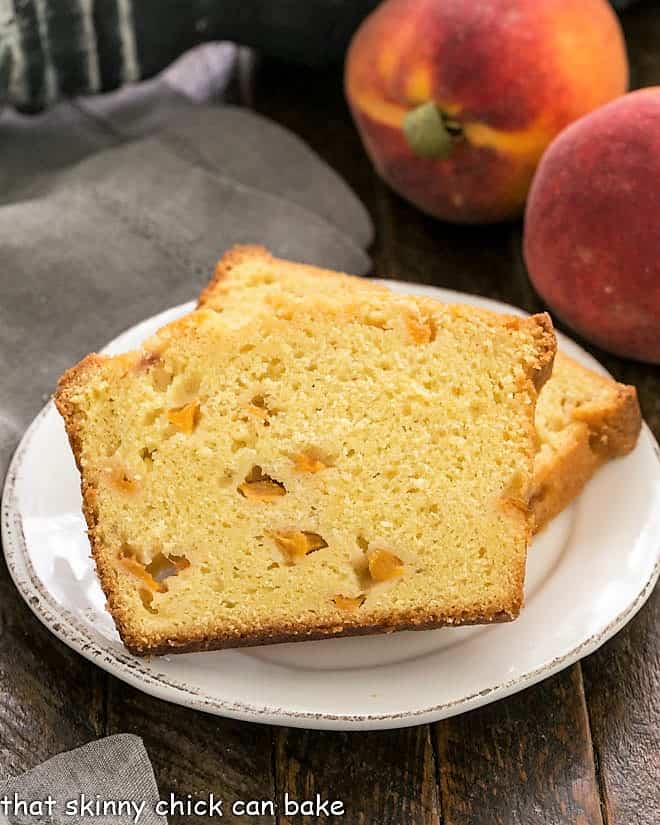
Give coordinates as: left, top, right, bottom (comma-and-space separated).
531, 352, 640, 530
56, 286, 554, 655
199, 247, 641, 533
197, 243, 388, 318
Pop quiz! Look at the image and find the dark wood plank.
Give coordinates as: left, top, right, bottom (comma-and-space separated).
582, 590, 659, 825
104, 676, 277, 825
0, 556, 105, 774
275, 726, 441, 825
435, 665, 604, 825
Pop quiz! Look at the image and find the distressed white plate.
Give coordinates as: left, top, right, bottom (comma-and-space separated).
3, 283, 659, 730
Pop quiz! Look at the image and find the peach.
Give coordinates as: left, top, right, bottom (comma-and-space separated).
524, 88, 660, 364
345, 0, 628, 223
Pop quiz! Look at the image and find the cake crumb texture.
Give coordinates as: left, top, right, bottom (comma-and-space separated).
56, 253, 555, 655
201, 247, 640, 535
532, 352, 640, 530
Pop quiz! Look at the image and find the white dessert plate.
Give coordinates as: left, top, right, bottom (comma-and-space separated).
3, 283, 659, 730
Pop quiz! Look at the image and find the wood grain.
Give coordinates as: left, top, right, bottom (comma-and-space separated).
104, 676, 277, 824
0, 557, 105, 776
274, 726, 441, 825
434, 665, 604, 825
582, 590, 660, 825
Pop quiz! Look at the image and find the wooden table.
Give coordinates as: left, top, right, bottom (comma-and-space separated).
1, 2, 658, 822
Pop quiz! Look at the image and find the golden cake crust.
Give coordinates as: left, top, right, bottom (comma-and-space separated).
117, 609, 517, 657
198, 244, 386, 308
55, 353, 137, 649
531, 355, 640, 531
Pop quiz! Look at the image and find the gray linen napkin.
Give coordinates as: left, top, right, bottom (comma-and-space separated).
0, 43, 373, 475
0, 735, 166, 825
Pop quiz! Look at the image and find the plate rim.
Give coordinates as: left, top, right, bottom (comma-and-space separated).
3, 284, 659, 730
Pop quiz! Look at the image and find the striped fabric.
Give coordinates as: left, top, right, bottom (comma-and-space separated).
0, 0, 139, 108
0, 0, 379, 111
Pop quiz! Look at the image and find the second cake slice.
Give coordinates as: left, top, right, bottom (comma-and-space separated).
56, 286, 554, 655
199, 247, 640, 533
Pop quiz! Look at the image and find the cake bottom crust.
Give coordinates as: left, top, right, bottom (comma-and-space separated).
119, 609, 519, 657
